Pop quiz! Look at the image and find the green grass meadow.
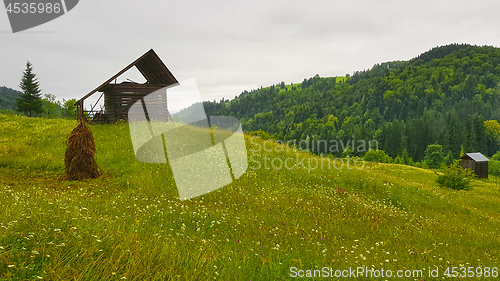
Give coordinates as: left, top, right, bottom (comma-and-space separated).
0, 114, 499, 280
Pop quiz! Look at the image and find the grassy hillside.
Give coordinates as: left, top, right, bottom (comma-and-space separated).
0, 115, 499, 280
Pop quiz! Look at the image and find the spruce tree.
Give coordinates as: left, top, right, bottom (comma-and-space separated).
16, 61, 42, 117
443, 110, 463, 159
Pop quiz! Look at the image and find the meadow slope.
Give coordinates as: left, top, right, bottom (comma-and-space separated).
0, 114, 499, 280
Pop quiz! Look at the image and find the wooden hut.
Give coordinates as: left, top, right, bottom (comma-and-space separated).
75, 49, 178, 123
459, 152, 490, 178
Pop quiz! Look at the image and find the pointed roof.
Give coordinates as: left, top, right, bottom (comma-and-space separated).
461, 152, 490, 162
76, 49, 178, 103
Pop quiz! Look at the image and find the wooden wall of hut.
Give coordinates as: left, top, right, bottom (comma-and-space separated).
102, 85, 166, 122
104, 90, 116, 123
459, 158, 489, 178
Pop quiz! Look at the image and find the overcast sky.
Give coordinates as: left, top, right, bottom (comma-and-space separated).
2, 0, 500, 110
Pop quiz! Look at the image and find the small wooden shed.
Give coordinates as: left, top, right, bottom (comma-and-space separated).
459, 152, 490, 178
75, 49, 178, 123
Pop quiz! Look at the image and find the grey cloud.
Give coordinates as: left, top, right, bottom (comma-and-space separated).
1, 0, 500, 105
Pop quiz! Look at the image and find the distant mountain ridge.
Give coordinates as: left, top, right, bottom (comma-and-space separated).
412, 43, 485, 63
202, 43, 500, 162
0, 86, 22, 110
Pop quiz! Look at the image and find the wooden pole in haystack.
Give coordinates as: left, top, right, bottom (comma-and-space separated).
65, 117, 100, 180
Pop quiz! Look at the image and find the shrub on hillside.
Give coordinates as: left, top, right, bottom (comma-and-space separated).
424, 144, 445, 169
488, 151, 500, 176
248, 130, 275, 140
394, 149, 413, 165
364, 149, 393, 163
489, 159, 500, 176
436, 164, 474, 190
0, 109, 18, 115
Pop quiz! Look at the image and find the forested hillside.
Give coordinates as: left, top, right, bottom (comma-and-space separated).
0, 86, 21, 110
203, 44, 500, 163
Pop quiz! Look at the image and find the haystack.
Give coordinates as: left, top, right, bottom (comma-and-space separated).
65, 121, 100, 180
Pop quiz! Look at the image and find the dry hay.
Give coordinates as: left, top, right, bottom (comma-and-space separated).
65, 121, 100, 180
